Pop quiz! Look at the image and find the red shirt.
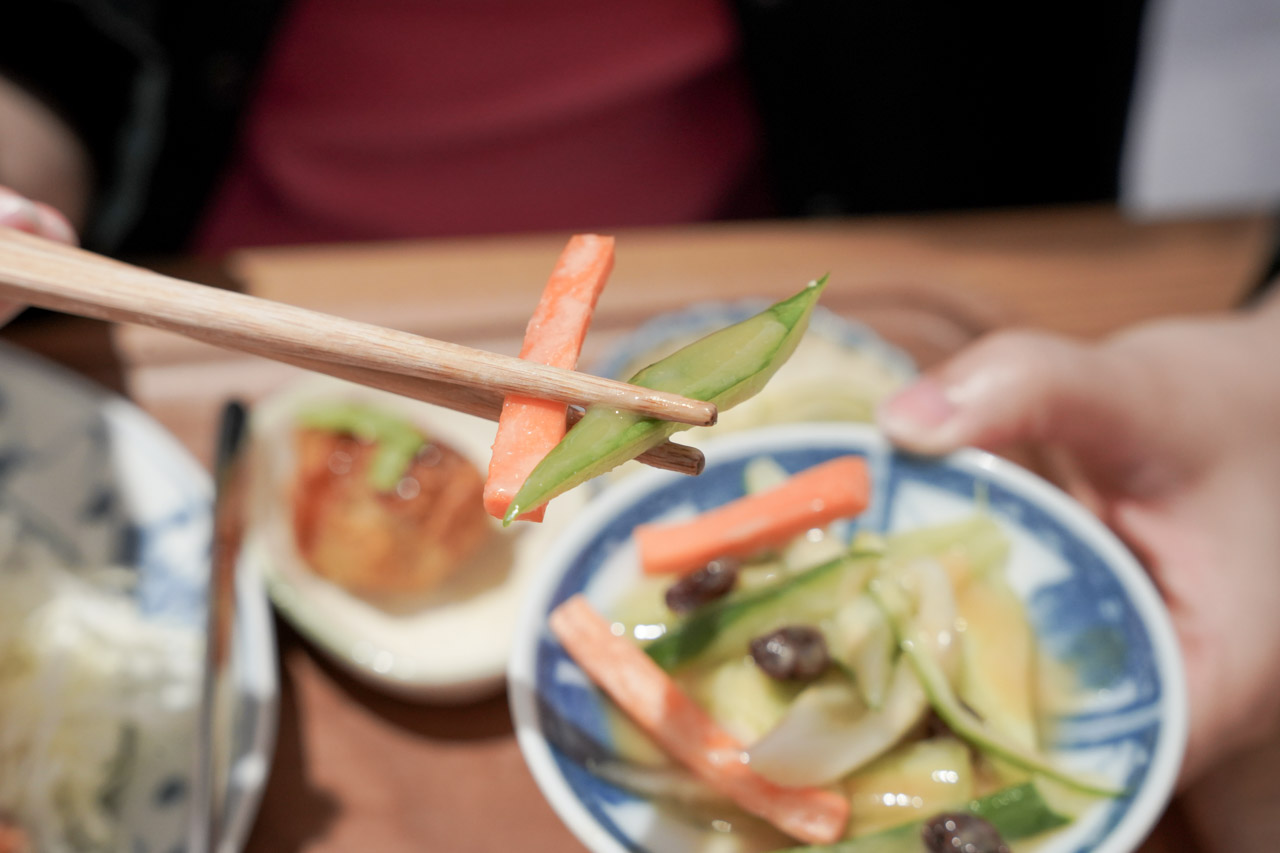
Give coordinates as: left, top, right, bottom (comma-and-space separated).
195, 0, 765, 251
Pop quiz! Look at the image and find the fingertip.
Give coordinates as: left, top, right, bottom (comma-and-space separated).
0, 188, 34, 228
32, 201, 78, 245
876, 376, 964, 454
0, 189, 79, 244
880, 330, 1103, 456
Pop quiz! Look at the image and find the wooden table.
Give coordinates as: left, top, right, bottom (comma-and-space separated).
3, 204, 1273, 853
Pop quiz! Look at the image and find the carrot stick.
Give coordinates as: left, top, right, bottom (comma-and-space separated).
635, 455, 871, 575
484, 235, 615, 522
549, 594, 849, 844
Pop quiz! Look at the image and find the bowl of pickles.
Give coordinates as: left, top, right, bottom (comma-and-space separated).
508, 422, 1187, 853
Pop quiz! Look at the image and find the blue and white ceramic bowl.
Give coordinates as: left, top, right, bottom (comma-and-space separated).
0, 341, 277, 853
509, 423, 1187, 853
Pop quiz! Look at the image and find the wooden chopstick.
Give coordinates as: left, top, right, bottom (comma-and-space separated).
0, 228, 717, 427
0, 227, 709, 476
259, 349, 704, 475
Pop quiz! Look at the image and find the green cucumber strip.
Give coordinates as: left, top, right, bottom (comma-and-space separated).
880, 514, 1009, 580
502, 276, 828, 524
644, 549, 878, 671
970, 782, 1072, 841
834, 595, 895, 710
296, 401, 426, 492
646, 516, 1013, 673
869, 579, 1126, 798
768, 781, 1070, 852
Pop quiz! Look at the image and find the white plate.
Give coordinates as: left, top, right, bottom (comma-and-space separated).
0, 341, 277, 853
245, 375, 588, 703
510, 422, 1188, 853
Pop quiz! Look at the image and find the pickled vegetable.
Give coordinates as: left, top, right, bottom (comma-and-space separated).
870, 578, 1124, 798
645, 550, 878, 672
770, 782, 1068, 852
503, 277, 829, 523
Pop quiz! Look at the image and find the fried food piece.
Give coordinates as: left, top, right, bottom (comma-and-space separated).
291, 427, 490, 596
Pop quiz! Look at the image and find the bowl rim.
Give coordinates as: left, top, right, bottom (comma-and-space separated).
508, 421, 1188, 853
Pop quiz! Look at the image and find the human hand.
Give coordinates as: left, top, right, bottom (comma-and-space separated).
877, 292, 1280, 786
0, 185, 79, 325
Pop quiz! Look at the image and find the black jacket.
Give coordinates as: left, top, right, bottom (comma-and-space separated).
5, 0, 1146, 255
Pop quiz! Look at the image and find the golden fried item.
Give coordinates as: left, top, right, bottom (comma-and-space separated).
290, 426, 490, 596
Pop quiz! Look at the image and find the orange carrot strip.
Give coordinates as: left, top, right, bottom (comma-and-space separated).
549, 594, 849, 844
484, 235, 615, 522
635, 455, 871, 575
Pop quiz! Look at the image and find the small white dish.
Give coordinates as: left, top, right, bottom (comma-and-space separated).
245, 375, 588, 703
509, 422, 1187, 853
0, 341, 277, 853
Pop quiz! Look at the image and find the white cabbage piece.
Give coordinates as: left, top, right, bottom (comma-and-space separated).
0, 515, 200, 853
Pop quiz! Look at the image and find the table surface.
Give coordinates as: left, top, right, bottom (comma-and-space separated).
3, 203, 1273, 853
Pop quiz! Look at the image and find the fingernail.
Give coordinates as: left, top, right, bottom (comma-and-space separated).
34, 205, 77, 245
877, 377, 957, 446
0, 191, 34, 226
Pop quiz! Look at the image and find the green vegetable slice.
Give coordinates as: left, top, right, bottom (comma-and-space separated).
869, 578, 1126, 798
296, 401, 426, 491
502, 276, 829, 523
644, 549, 878, 672
745, 560, 955, 786
646, 515, 1011, 673
880, 515, 1009, 582
768, 781, 1071, 852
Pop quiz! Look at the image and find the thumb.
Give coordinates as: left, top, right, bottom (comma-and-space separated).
0, 187, 77, 244
877, 330, 1148, 467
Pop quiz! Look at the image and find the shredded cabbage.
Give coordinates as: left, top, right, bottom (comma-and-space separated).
0, 514, 200, 853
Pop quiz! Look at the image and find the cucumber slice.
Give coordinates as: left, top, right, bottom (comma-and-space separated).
644, 549, 878, 671
881, 515, 1009, 586
295, 401, 426, 491
745, 562, 955, 786
830, 595, 894, 709
870, 579, 1125, 798
956, 573, 1040, 753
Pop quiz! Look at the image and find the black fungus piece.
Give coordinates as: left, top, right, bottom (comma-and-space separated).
748, 625, 830, 681
664, 557, 739, 613
922, 813, 1010, 853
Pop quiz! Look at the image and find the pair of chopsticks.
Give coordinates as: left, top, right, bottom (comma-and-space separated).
0, 227, 711, 475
